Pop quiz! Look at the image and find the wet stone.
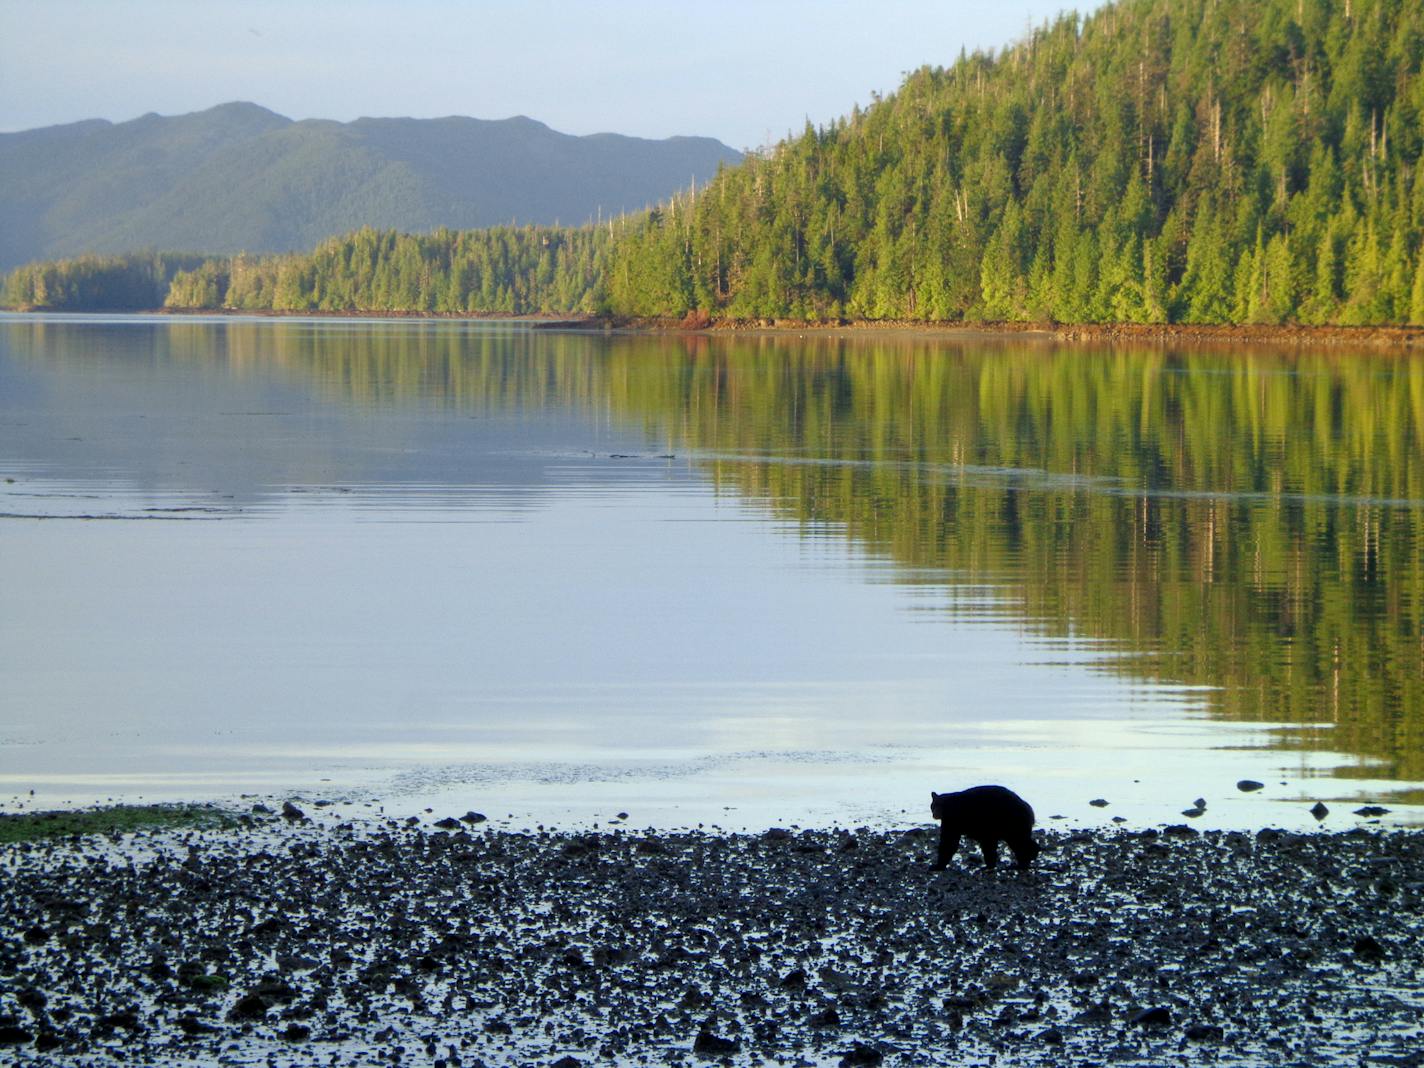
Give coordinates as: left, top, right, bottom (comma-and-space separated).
0, 1024, 33, 1045
1129, 1006, 1172, 1026
692, 1029, 739, 1055
229, 993, 269, 1021
1186, 1023, 1225, 1042
1353, 935, 1386, 962
1237, 780, 1265, 792
839, 1041, 885, 1066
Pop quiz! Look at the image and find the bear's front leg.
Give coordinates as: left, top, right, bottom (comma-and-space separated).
930, 824, 960, 871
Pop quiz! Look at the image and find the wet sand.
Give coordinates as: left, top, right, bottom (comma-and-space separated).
2, 815, 1422, 1066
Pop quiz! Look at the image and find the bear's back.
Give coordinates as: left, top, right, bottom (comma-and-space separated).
943, 784, 1034, 837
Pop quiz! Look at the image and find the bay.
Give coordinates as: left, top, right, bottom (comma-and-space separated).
2, 313, 1420, 830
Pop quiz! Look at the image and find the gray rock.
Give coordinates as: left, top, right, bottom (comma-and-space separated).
280, 801, 304, 821
1089, 799, 1109, 808
693, 1029, 739, 1055
1354, 806, 1390, 817
1310, 802, 1329, 820
1129, 1006, 1172, 1026
1237, 780, 1264, 792
1073, 1004, 1111, 1024
1185, 1023, 1224, 1042
839, 1042, 885, 1066
0, 1025, 33, 1045
228, 993, 269, 1021
1352, 935, 1385, 962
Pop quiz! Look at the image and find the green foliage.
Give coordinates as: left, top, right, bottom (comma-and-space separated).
603, 0, 1424, 325
2, 252, 205, 310
0, 803, 237, 843
162, 226, 611, 316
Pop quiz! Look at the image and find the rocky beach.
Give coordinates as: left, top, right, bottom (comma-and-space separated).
2, 811, 1422, 1067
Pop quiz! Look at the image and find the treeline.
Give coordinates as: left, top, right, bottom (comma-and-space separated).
2, 252, 206, 312
163, 226, 611, 315
605, 0, 1424, 324
7, 0, 1424, 325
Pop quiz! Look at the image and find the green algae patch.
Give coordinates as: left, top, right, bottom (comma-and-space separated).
0, 803, 238, 843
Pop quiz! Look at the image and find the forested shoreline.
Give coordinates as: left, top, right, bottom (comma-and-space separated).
7, 0, 1424, 327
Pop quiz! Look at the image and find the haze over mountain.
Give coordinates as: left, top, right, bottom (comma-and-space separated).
0, 102, 741, 270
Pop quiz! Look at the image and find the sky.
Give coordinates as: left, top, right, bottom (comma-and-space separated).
0, 1, 1099, 150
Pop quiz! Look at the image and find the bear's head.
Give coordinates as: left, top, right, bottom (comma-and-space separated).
930, 791, 950, 820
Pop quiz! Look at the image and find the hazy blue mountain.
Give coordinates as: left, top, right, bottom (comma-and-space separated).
0, 102, 741, 269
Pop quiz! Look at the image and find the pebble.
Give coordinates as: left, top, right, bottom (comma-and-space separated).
1186, 1023, 1225, 1042
693, 1029, 739, 1054
1129, 1006, 1172, 1026
839, 1041, 884, 1066
1353, 935, 1386, 961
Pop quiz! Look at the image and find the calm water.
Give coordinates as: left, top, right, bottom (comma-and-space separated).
2, 314, 1421, 829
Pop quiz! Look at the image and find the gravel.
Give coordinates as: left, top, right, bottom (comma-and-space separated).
2, 819, 1422, 1066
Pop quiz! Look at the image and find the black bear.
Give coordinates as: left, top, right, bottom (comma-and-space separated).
929, 785, 1040, 871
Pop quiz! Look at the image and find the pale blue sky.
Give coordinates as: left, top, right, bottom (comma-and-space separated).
1, 1, 1099, 149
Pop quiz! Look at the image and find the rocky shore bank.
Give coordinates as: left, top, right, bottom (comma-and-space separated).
2, 818, 1421, 1066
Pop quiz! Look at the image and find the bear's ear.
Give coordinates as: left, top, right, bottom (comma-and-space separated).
930, 791, 939, 800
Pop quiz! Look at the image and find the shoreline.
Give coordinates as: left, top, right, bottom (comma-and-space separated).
7, 307, 1424, 348
4, 815, 1421, 1066
591, 315, 1424, 349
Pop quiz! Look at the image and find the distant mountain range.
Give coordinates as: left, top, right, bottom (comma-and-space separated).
0, 102, 741, 270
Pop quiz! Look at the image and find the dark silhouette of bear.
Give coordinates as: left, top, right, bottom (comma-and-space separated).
929, 785, 1040, 871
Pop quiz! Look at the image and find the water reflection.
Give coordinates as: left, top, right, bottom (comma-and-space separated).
2, 316, 1421, 816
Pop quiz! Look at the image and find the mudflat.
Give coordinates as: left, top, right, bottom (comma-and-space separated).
2, 817, 1420, 1066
